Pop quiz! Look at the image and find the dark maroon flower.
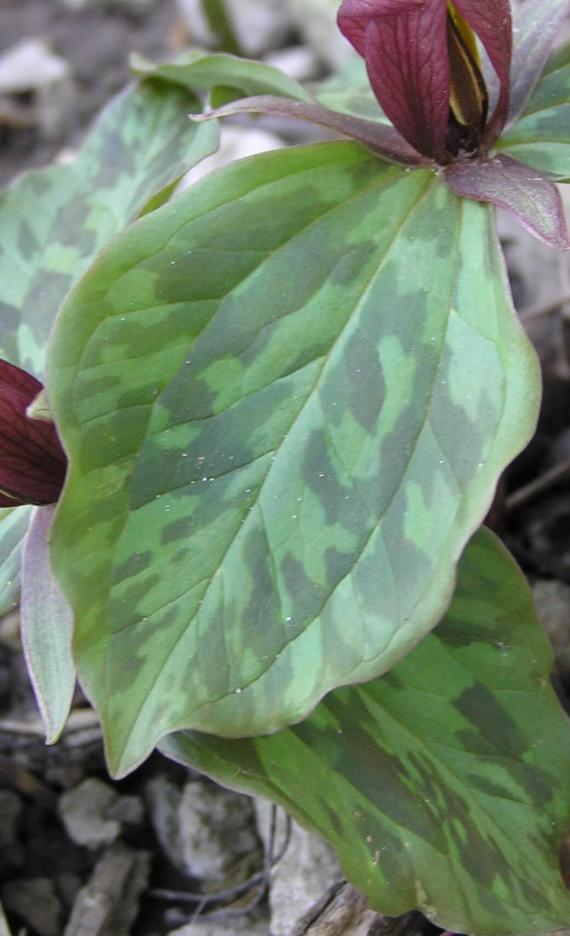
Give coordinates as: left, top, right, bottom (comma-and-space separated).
0, 360, 66, 507
337, 0, 512, 163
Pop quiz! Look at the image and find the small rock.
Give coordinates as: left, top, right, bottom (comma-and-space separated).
0, 41, 69, 94
58, 778, 121, 849
255, 802, 342, 936
107, 794, 145, 826
168, 915, 269, 936
533, 579, 570, 673
64, 845, 150, 936
146, 775, 185, 871
178, 780, 259, 880
1, 878, 62, 936
147, 775, 259, 881
0, 40, 74, 141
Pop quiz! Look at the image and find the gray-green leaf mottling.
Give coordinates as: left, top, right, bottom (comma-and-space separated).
162, 530, 570, 936
47, 142, 540, 776
0, 80, 217, 376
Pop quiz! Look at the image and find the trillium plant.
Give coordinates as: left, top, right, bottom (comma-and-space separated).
2, 0, 570, 932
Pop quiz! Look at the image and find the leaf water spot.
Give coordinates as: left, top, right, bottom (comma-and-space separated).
493, 641, 512, 652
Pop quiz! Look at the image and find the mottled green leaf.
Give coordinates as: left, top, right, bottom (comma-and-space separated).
162, 529, 570, 936
0, 506, 32, 617
47, 142, 539, 777
21, 506, 75, 743
131, 49, 311, 108
499, 40, 570, 181
0, 79, 218, 376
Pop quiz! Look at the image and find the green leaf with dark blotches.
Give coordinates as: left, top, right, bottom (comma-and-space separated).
47, 142, 539, 777
0, 79, 218, 377
0, 506, 32, 617
499, 40, 570, 181
161, 529, 570, 936
131, 48, 311, 109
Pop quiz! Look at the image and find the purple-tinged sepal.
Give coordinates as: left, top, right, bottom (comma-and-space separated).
442, 154, 570, 250
192, 96, 429, 166
0, 360, 67, 507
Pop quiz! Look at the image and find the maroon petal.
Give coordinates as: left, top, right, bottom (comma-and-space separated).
338, 0, 450, 160
0, 360, 67, 507
442, 154, 570, 250
192, 96, 428, 166
453, 0, 512, 143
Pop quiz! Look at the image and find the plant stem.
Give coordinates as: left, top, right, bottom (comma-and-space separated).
203, 0, 242, 55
